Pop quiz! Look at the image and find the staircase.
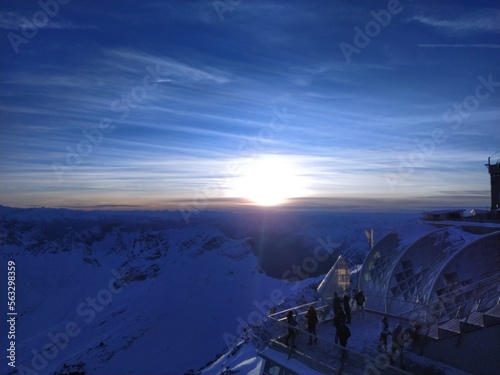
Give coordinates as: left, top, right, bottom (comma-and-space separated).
424, 303, 500, 340
412, 303, 500, 375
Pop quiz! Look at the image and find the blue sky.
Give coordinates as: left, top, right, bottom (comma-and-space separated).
1, 0, 499, 211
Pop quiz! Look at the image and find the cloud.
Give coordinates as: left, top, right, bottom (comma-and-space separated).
410, 10, 500, 35
103, 49, 231, 85
418, 44, 500, 48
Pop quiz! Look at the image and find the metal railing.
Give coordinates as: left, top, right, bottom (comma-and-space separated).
395, 273, 500, 323
264, 301, 420, 375
357, 274, 499, 357
360, 273, 499, 323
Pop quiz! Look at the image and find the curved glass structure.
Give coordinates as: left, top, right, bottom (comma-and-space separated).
359, 224, 500, 321
359, 223, 437, 312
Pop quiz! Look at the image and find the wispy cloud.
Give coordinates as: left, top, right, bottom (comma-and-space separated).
418, 44, 500, 48
103, 49, 231, 85
410, 10, 500, 35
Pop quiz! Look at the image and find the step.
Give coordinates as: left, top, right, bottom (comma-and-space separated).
483, 305, 500, 327
459, 311, 484, 332
437, 319, 460, 339
484, 303, 500, 318
425, 324, 439, 340
459, 321, 483, 333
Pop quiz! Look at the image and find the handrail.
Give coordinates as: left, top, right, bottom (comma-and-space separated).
265, 316, 415, 375
267, 300, 323, 319
268, 273, 498, 343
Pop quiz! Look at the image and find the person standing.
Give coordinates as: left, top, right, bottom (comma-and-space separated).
343, 293, 351, 323
285, 310, 297, 348
306, 305, 319, 345
333, 311, 342, 344
337, 320, 351, 361
390, 324, 405, 368
355, 290, 366, 319
379, 316, 391, 352
333, 292, 343, 314
350, 289, 358, 310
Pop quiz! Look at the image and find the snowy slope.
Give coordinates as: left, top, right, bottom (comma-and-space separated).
0, 207, 418, 374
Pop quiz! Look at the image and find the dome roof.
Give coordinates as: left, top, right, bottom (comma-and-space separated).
359, 224, 500, 321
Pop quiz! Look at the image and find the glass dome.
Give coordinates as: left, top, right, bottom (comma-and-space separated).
359, 224, 500, 321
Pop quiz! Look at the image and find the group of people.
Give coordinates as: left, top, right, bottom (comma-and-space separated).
284, 289, 367, 362
379, 316, 422, 368
332, 292, 351, 361
379, 316, 405, 368
283, 290, 421, 369
332, 290, 366, 340
284, 305, 320, 348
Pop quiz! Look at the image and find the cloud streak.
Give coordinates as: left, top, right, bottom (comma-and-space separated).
410, 10, 500, 35
418, 44, 500, 48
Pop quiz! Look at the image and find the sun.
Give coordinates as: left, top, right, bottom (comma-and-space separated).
230, 156, 308, 206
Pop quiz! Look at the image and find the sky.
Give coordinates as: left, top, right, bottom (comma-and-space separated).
1, 0, 499, 212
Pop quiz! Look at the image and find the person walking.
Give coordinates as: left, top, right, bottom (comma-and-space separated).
306, 305, 319, 345
285, 310, 297, 348
355, 290, 366, 319
343, 293, 351, 323
379, 316, 391, 352
337, 320, 351, 361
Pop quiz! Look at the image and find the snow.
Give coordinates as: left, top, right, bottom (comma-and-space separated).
0, 207, 422, 374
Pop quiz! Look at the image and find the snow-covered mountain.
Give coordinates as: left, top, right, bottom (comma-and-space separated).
0, 206, 417, 374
